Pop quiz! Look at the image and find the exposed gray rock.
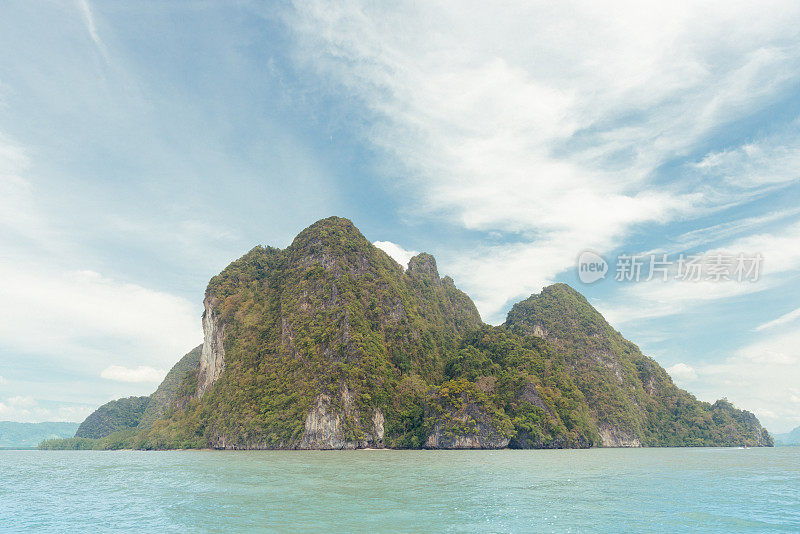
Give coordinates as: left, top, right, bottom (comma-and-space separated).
196, 296, 225, 398
598, 425, 642, 447
408, 253, 442, 285
425, 401, 511, 449
298, 386, 385, 449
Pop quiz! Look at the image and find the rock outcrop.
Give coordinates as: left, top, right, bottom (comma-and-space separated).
298, 387, 385, 449
196, 298, 225, 398
597, 426, 642, 448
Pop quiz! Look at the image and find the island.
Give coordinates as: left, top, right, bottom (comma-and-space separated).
41, 217, 772, 450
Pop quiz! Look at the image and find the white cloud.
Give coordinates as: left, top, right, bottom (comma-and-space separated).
0, 263, 202, 370
595, 219, 800, 431
288, 0, 800, 320
5, 395, 36, 408
0, 375, 7, 385
0, 141, 50, 247
602, 220, 800, 325
373, 240, 418, 269
666, 363, 698, 382
667, 208, 800, 253
100, 365, 165, 383
756, 307, 800, 331
692, 327, 800, 432
75, 0, 107, 58
0, 132, 203, 420
0, 395, 94, 423
694, 124, 800, 187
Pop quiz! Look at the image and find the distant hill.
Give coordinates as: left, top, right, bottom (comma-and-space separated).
504, 284, 773, 447
73, 345, 203, 439
0, 421, 78, 448
74, 396, 150, 439
773, 425, 800, 445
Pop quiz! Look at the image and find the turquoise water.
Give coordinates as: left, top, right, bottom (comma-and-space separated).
1, 448, 798, 532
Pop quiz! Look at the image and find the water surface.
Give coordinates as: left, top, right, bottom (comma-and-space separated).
2, 447, 798, 532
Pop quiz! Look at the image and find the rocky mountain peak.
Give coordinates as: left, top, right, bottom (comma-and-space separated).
408, 252, 441, 283
291, 216, 363, 245
505, 283, 610, 341
286, 216, 379, 270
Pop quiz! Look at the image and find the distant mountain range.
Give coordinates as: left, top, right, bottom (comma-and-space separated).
41, 217, 773, 450
0, 421, 79, 448
772, 426, 800, 446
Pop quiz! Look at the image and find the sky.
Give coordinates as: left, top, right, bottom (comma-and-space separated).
0, 1, 799, 433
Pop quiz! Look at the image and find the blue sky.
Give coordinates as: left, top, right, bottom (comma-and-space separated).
0, 1, 799, 432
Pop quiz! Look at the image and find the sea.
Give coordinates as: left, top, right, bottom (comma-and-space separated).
1, 447, 798, 532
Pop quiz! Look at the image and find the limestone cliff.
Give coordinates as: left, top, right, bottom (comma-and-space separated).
418, 378, 510, 449
196, 297, 225, 398
297, 387, 385, 449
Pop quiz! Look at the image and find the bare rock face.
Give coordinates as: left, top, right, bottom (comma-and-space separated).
424, 403, 511, 449
298, 386, 385, 449
196, 297, 225, 398
423, 381, 512, 449
407, 253, 442, 285
598, 425, 642, 447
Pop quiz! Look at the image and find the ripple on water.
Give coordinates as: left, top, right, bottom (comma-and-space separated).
1, 447, 798, 532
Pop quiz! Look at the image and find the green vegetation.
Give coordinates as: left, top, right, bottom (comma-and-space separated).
505, 283, 772, 447
39, 437, 98, 450
137, 345, 203, 429
74, 396, 149, 439
46, 217, 772, 450
70, 346, 203, 441
39, 428, 141, 450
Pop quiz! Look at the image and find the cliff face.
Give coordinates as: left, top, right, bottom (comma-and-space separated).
196, 298, 225, 398
297, 387, 385, 449
78, 217, 771, 450
423, 379, 512, 449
